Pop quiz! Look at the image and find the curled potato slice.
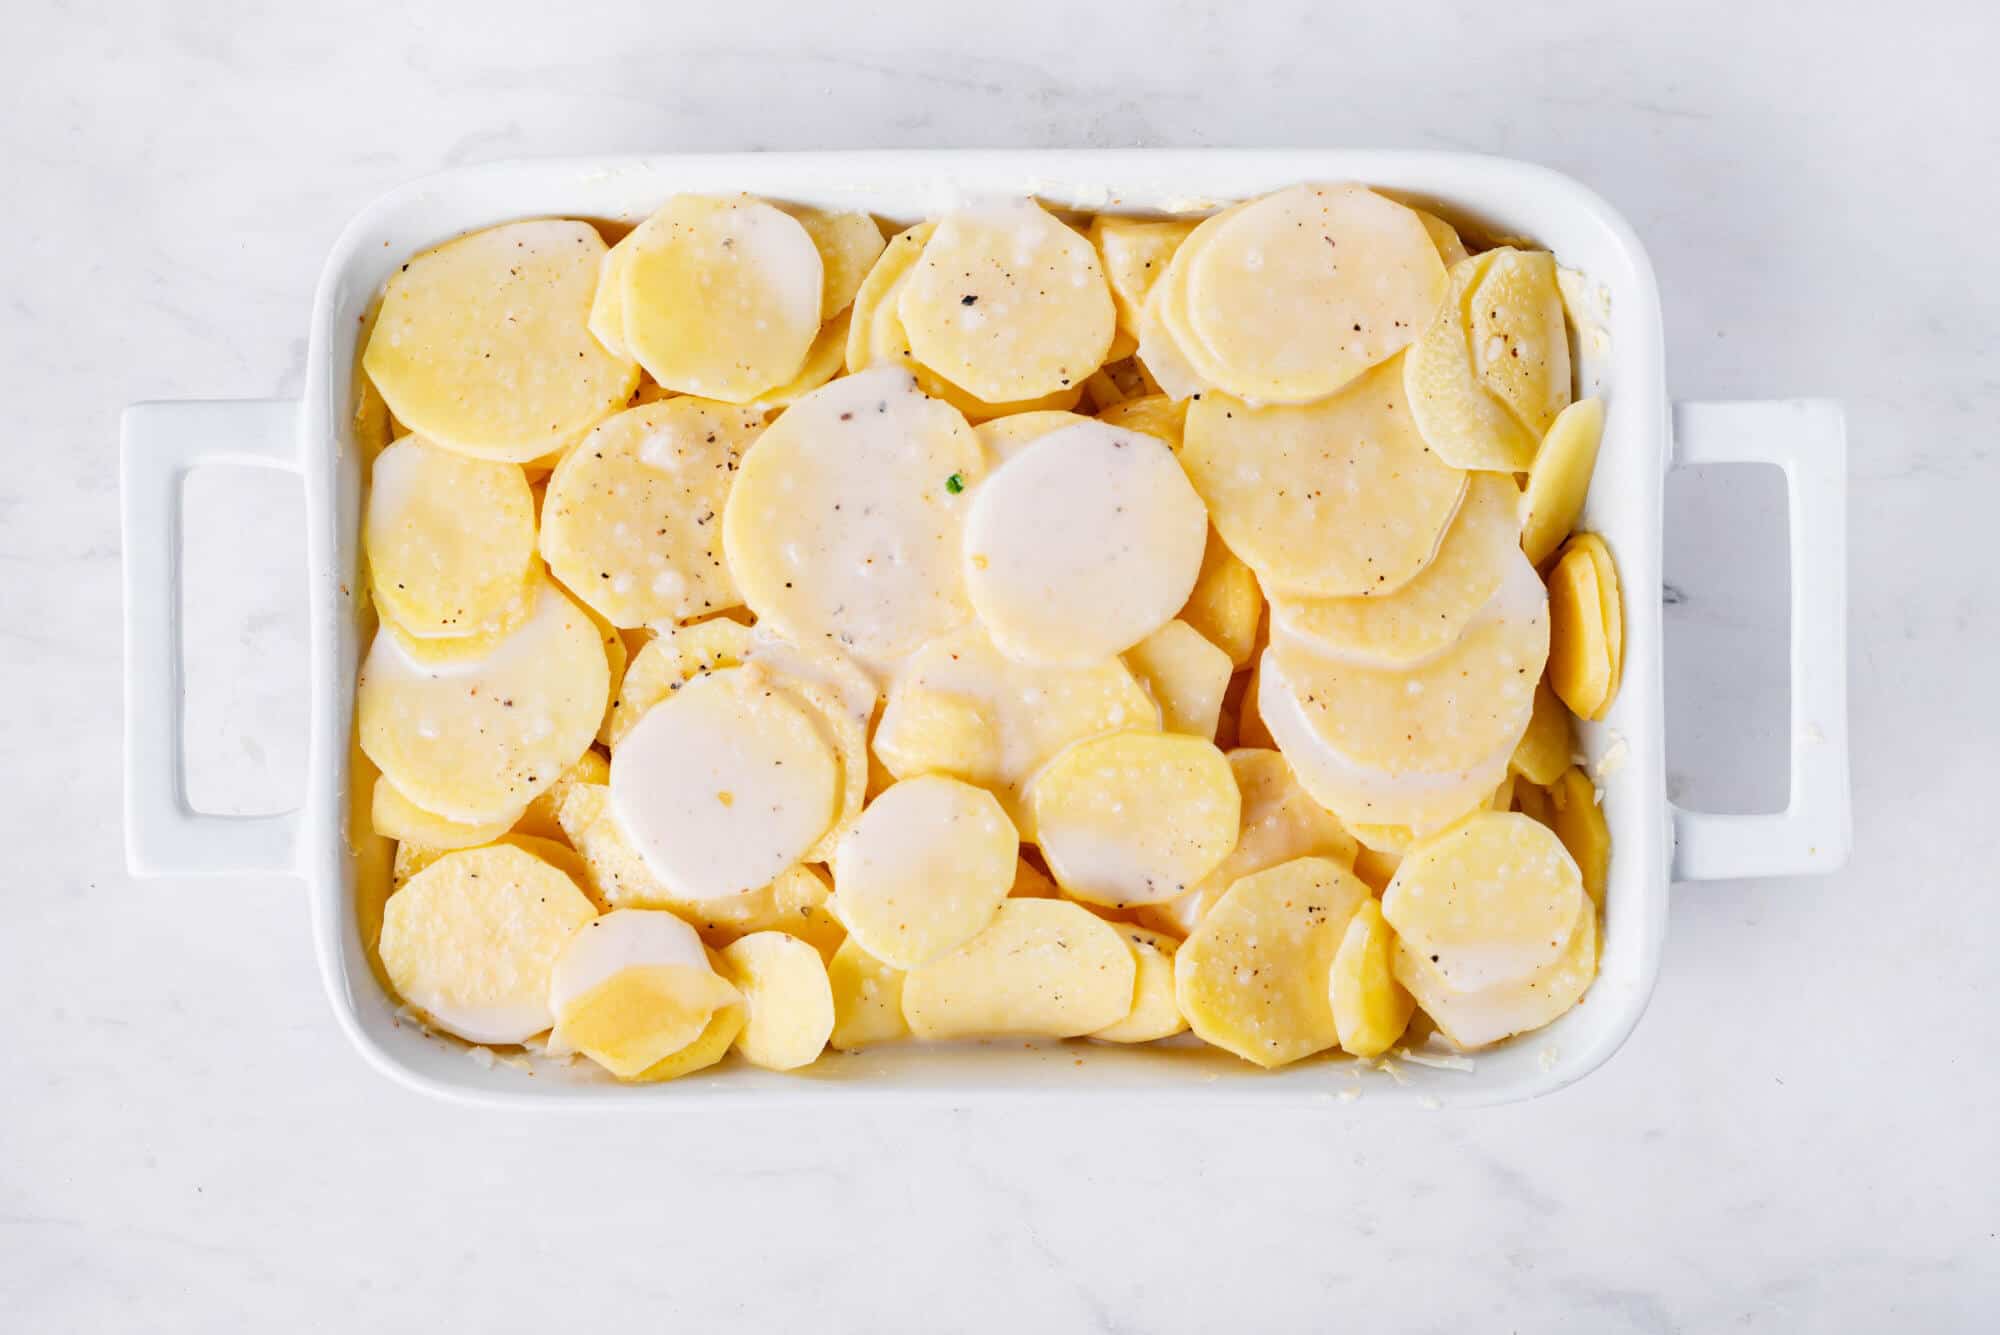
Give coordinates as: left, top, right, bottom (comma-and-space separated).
365, 435, 536, 640
902, 900, 1136, 1039
721, 931, 836, 1071
1548, 765, 1610, 908
1520, 397, 1606, 566
1547, 533, 1624, 720
831, 775, 1018, 969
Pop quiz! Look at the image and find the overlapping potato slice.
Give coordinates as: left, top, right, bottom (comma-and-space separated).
1134, 272, 1210, 403
1089, 925, 1187, 1044
365, 435, 537, 639
1094, 393, 1186, 451
608, 665, 838, 900
745, 308, 851, 410
973, 409, 1093, 463
827, 937, 909, 1051
539, 398, 762, 629
1547, 533, 1624, 720
1268, 472, 1520, 668
587, 230, 638, 361
1413, 209, 1470, 267
511, 743, 610, 838
547, 909, 729, 1075
362, 220, 639, 463
1520, 397, 1606, 566
902, 900, 1136, 1039
1392, 895, 1597, 1049
1511, 680, 1575, 786
723, 368, 983, 671
372, 775, 520, 850
1174, 856, 1371, 1068
873, 624, 1159, 833
963, 421, 1208, 665
1547, 765, 1610, 908
633, 964, 747, 1082
358, 578, 610, 824
1176, 530, 1262, 669
830, 775, 1017, 968
391, 833, 593, 906
1329, 899, 1416, 1058
1467, 247, 1572, 438
1182, 355, 1467, 599
721, 931, 836, 1070
898, 199, 1116, 404
1382, 812, 1584, 992
379, 843, 598, 1044
1089, 216, 1196, 343
619, 195, 823, 402
604, 616, 753, 747
1123, 620, 1233, 738
778, 204, 887, 316
1029, 733, 1239, 907
1405, 248, 1569, 472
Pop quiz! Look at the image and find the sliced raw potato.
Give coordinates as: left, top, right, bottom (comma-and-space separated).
1177, 529, 1262, 668
1135, 277, 1208, 402
775, 673, 870, 863
1404, 251, 1543, 472
539, 398, 762, 628
874, 624, 1159, 832
747, 308, 850, 410
1329, 898, 1416, 1058
1548, 765, 1610, 908
743, 625, 879, 730
365, 435, 536, 639
1091, 925, 1187, 1043
1511, 680, 1575, 786
557, 964, 740, 1078
1520, 397, 1606, 566
721, 931, 836, 1071
587, 231, 636, 361
1547, 534, 1622, 720
372, 775, 520, 849
1467, 247, 1571, 437
1174, 856, 1371, 1068
973, 410, 1092, 463
1268, 472, 1520, 667
1094, 393, 1186, 451
830, 775, 1018, 969
605, 616, 754, 746
362, 219, 639, 463
1089, 216, 1196, 340
902, 899, 1136, 1039
378, 843, 598, 1044
779, 204, 886, 316
963, 421, 1208, 665
1414, 209, 1470, 267
358, 578, 611, 824
587, 610, 629, 744
619, 195, 823, 402
1182, 184, 1446, 404
1382, 812, 1584, 992
1124, 620, 1233, 737
827, 937, 909, 1051
898, 199, 1116, 403
1182, 355, 1467, 599
723, 368, 983, 670
609, 665, 838, 900
391, 832, 592, 905
633, 988, 747, 1082
510, 747, 609, 839
1393, 896, 1597, 1049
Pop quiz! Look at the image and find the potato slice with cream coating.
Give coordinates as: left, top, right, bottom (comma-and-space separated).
903, 900, 1135, 1039
831, 775, 1018, 969
1030, 733, 1239, 908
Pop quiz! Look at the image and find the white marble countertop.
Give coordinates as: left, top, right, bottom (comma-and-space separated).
5, 1, 1995, 1330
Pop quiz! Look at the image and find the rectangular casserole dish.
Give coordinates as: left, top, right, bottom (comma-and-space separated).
121, 150, 1851, 1107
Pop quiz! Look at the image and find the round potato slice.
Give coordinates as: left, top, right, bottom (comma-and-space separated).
1404, 251, 1544, 472
1182, 354, 1467, 599
827, 937, 910, 1051
720, 931, 836, 1071
1329, 898, 1416, 1059
609, 665, 839, 901
379, 843, 598, 1044
831, 775, 1018, 969
620, 195, 823, 402
899, 199, 1116, 404
358, 578, 610, 824
973, 409, 1093, 463
1521, 397, 1606, 567
539, 398, 763, 629
1269, 471, 1521, 668
1382, 812, 1585, 992
1090, 925, 1187, 1044
723, 368, 983, 671
363, 220, 638, 463
1393, 895, 1597, 1050
1173, 855, 1371, 1068
780, 204, 887, 316
1467, 248, 1572, 438
371, 775, 520, 850
1182, 184, 1447, 404
1548, 535, 1620, 720
365, 435, 537, 639
1511, 680, 1575, 787
963, 421, 1208, 666
586, 231, 637, 362
902, 899, 1136, 1039
1030, 733, 1240, 908
1123, 619, 1233, 738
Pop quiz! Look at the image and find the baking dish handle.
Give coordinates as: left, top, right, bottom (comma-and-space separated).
121, 399, 306, 878
1667, 399, 1851, 881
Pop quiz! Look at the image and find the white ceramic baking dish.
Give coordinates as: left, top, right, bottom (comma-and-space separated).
121, 151, 1850, 1107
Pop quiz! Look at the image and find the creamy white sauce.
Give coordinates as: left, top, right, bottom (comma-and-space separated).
546, 909, 711, 1018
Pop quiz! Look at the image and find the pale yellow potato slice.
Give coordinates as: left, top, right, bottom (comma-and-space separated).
963, 421, 1208, 666
745, 308, 850, 410
633, 999, 746, 1082
1183, 184, 1447, 404
828, 937, 909, 1051
899, 199, 1115, 403
1467, 248, 1572, 438
1134, 275, 1209, 402
604, 616, 753, 747
1123, 620, 1233, 738
365, 435, 537, 640
1329, 898, 1415, 1058
539, 398, 763, 629
620, 195, 823, 402
869, 685, 999, 786
874, 624, 1159, 833
1176, 529, 1262, 668
774, 673, 869, 864
903, 900, 1136, 1039
1413, 208, 1470, 267
1404, 251, 1543, 472
1030, 732, 1240, 908
587, 232, 636, 361
1174, 856, 1371, 1068
357, 578, 610, 824
1393, 896, 1597, 1049
1511, 680, 1575, 786
723, 368, 983, 671
1089, 215, 1197, 341
830, 775, 1018, 969
1548, 765, 1610, 908
608, 665, 838, 901
378, 843, 598, 1044
363, 220, 639, 463
1090, 925, 1187, 1044
372, 775, 520, 850
778, 204, 887, 316
721, 931, 836, 1071
1094, 393, 1187, 451
391, 832, 592, 904
1268, 472, 1521, 667
1520, 397, 1606, 567
586, 607, 628, 745
973, 409, 1093, 463
1182, 355, 1467, 599
557, 964, 740, 1078
1547, 536, 1619, 720
1382, 812, 1584, 992
512, 747, 610, 841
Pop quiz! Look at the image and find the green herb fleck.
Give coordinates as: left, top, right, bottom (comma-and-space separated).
945, 472, 965, 494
